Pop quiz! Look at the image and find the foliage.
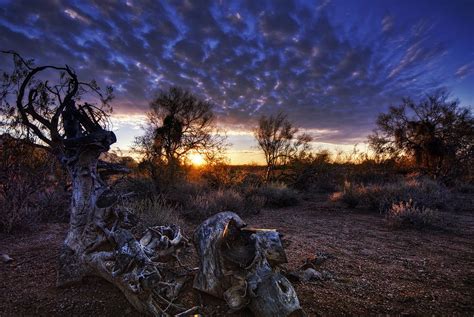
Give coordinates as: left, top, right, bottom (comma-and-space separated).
340, 181, 360, 208
256, 182, 299, 208
385, 200, 444, 229
134, 86, 227, 186
254, 112, 312, 182
331, 176, 451, 213
125, 194, 180, 228
0, 134, 68, 233
180, 187, 265, 221
369, 92, 474, 179
288, 150, 335, 192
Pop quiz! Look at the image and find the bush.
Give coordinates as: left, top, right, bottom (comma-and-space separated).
0, 135, 68, 233
289, 151, 336, 193
37, 188, 70, 223
337, 181, 360, 208
257, 182, 299, 208
125, 195, 180, 228
0, 184, 40, 233
182, 188, 264, 220
386, 200, 444, 229
331, 176, 451, 213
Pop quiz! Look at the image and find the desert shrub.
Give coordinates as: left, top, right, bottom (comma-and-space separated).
114, 177, 156, 200
454, 182, 474, 194
182, 188, 264, 220
332, 176, 451, 212
239, 172, 264, 188
257, 182, 299, 208
0, 181, 41, 233
200, 164, 244, 189
165, 181, 206, 207
0, 177, 69, 233
385, 200, 444, 229
330, 181, 360, 208
37, 188, 70, 223
289, 151, 336, 193
0, 135, 69, 233
125, 194, 180, 228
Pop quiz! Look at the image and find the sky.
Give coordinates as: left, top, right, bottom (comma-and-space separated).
1, 0, 473, 164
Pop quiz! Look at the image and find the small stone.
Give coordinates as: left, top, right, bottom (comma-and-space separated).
321, 270, 334, 280
303, 268, 322, 281
0, 254, 13, 263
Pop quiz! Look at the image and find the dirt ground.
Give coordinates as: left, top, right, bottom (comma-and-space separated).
1, 197, 473, 316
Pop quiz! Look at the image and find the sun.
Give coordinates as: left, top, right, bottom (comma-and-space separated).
188, 153, 206, 166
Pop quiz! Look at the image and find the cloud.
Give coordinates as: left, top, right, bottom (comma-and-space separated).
0, 0, 452, 144
381, 15, 394, 33
455, 62, 474, 79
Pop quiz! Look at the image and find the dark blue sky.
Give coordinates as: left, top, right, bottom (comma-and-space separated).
1, 0, 473, 162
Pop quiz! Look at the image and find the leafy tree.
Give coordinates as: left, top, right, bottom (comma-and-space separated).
254, 112, 312, 182
135, 86, 226, 186
369, 92, 474, 179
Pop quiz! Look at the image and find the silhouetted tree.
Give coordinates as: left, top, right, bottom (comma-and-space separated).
369, 92, 474, 179
254, 112, 312, 182
135, 86, 226, 187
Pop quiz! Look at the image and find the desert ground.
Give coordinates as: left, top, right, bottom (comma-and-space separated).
1, 195, 473, 316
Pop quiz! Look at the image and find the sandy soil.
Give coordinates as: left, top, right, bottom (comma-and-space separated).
1, 197, 473, 316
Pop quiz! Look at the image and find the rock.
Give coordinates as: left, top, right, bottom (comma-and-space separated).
1, 253, 13, 263
321, 270, 334, 280
303, 268, 322, 281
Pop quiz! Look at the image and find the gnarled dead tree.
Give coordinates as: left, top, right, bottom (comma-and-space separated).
193, 212, 304, 316
0, 52, 189, 315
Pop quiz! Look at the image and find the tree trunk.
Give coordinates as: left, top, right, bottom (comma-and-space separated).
56, 129, 188, 316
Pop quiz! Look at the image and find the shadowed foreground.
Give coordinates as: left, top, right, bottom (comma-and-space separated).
1, 198, 473, 316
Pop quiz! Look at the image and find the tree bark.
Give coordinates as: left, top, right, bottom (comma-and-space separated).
56, 119, 188, 316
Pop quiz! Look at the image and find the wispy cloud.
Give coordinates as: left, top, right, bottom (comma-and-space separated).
455, 62, 474, 79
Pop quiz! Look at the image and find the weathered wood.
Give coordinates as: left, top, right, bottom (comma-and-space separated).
193, 212, 303, 316
1, 52, 190, 316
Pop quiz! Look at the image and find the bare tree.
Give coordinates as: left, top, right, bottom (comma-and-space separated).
135, 86, 226, 186
369, 92, 474, 179
0, 52, 188, 315
254, 112, 312, 182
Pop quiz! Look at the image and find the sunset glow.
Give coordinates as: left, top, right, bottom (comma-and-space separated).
1, 0, 472, 165
188, 152, 206, 166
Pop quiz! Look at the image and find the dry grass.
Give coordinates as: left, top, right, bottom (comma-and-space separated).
257, 182, 299, 208
181, 187, 265, 220
125, 195, 180, 227
331, 176, 451, 213
385, 200, 444, 229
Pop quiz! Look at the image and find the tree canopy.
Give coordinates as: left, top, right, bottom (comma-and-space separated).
369, 92, 474, 178
135, 86, 226, 184
254, 112, 312, 182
